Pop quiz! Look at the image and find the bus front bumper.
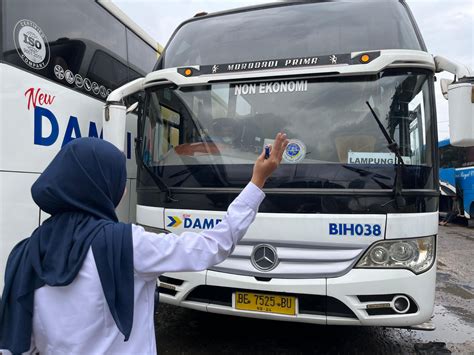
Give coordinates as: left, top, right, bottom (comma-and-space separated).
158, 263, 436, 327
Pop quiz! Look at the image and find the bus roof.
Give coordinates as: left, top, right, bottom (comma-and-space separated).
160, 0, 424, 69
188, 0, 405, 23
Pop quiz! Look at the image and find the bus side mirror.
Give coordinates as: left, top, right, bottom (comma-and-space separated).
103, 77, 145, 151
440, 79, 452, 100
448, 80, 474, 147
103, 104, 127, 152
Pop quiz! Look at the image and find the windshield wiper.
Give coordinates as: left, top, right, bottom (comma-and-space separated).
341, 165, 393, 189
366, 101, 406, 208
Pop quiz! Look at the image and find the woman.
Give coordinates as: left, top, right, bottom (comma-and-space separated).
0, 133, 288, 354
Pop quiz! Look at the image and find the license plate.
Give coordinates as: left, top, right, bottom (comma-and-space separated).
235, 291, 296, 315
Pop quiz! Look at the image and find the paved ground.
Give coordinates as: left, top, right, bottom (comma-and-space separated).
154, 224, 474, 354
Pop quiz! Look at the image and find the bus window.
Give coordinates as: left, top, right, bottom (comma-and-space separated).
88, 50, 129, 90
464, 147, 474, 167
2, 0, 129, 100
163, 1, 422, 68
142, 89, 185, 165
126, 29, 157, 77
144, 70, 434, 170
161, 106, 181, 150
211, 85, 229, 118
440, 145, 474, 169
440, 145, 462, 169
236, 96, 252, 116
408, 90, 427, 165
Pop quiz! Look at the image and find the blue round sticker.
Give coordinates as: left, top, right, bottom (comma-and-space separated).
283, 140, 306, 163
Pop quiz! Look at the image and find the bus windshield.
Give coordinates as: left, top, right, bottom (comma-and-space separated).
162, 1, 422, 68
142, 70, 434, 190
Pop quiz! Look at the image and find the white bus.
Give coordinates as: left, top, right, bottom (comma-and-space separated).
105, 1, 474, 329
0, 0, 160, 290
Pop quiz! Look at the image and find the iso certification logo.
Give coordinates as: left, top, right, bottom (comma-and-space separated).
13, 19, 50, 70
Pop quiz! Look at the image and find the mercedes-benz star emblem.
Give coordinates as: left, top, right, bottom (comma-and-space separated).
251, 244, 278, 272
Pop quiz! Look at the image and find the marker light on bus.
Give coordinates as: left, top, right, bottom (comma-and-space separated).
184, 68, 193, 76
356, 236, 435, 274
360, 54, 370, 63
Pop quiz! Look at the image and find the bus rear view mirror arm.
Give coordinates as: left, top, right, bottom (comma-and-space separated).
434, 55, 473, 78
106, 77, 145, 104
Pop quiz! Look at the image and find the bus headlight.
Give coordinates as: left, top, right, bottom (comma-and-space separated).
356, 236, 435, 274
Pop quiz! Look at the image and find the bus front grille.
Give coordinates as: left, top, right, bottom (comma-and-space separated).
209, 243, 366, 278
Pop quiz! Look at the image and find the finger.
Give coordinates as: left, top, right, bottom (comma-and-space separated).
278, 139, 289, 162
274, 133, 288, 158
271, 132, 284, 157
275, 140, 288, 163
280, 134, 288, 150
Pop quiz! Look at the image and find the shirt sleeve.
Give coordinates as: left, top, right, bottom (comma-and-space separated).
132, 182, 265, 278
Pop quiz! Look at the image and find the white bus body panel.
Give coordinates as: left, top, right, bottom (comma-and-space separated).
159, 264, 436, 327
163, 209, 386, 246
0, 64, 137, 289
385, 212, 438, 239
326, 266, 436, 326
141, 209, 436, 326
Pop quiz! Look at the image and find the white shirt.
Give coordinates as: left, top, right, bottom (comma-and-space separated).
30, 182, 265, 354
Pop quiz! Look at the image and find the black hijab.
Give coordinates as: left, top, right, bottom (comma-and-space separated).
0, 137, 134, 353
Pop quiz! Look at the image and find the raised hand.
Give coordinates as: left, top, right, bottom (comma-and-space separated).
251, 133, 289, 188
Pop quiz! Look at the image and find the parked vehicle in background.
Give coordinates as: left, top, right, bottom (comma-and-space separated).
439, 139, 474, 227
0, 0, 160, 290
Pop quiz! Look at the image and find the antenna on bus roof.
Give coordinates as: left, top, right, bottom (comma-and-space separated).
194, 12, 208, 17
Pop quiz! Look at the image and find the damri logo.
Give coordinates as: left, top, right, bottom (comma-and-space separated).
25, 87, 133, 158
167, 215, 222, 229
167, 216, 182, 228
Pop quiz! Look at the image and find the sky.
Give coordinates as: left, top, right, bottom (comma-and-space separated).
113, 0, 473, 140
